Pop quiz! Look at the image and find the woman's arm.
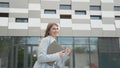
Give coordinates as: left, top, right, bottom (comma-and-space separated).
38, 51, 60, 63
37, 38, 61, 63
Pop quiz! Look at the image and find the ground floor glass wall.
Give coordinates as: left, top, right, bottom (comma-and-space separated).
98, 37, 120, 68
0, 37, 120, 68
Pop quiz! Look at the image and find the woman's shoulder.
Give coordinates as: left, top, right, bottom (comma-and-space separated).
41, 36, 55, 43
41, 36, 49, 42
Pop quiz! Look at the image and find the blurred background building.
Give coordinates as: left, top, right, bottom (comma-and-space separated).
0, 0, 120, 68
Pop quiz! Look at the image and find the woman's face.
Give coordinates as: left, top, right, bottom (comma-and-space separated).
49, 25, 59, 37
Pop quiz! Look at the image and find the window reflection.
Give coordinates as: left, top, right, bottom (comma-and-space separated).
115, 16, 120, 20
14, 37, 41, 45
74, 37, 98, 68
57, 37, 73, 68
0, 2, 9, 8
90, 44, 98, 68
90, 38, 98, 45
44, 9, 56, 14
90, 38, 98, 68
0, 36, 99, 68
90, 45, 97, 52
27, 37, 40, 44
75, 10, 86, 15
14, 37, 26, 44
119, 38, 120, 48
0, 37, 11, 68
16, 18, 28, 23
114, 6, 120, 11
90, 6, 101, 11
75, 44, 90, 68
28, 46, 37, 67
99, 53, 120, 68
60, 44, 73, 68
74, 38, 89, 45
60, 5, 71, 10
58, 37, 73, 45
90, 15, 102, 20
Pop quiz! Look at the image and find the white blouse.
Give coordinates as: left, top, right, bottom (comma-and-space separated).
33, 36, 61, 68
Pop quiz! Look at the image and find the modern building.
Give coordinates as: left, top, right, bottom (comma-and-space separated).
0, 0, 120, 68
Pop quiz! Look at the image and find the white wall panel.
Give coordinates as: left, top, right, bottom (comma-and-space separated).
60, 19, 72, 27
9, 8, 28, 13
115, 21, 120, 28
72, 24, 91, 30
8, 23, 28, 29
72, 15, 90, 19
91, 20, 102, 28
90, 11, 101, 15
102, 11, 114, 17
0, 18, 8, 26
28, 18, 40, 27
0, 8, 9, 13
41, 14, 59, 19
29, 3, 40, 10
102, 24, 115, 30
40, 23, 48, 30
59, 10, 73, 14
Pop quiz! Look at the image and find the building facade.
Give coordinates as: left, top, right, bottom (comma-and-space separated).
0, 0, 120, 68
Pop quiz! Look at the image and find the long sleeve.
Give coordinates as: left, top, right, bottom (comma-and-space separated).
37, 37, 61, 63
56, 53, 70, 68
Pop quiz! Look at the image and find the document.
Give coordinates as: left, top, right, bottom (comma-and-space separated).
47, 41, 64, 66
47, 41, 64, 54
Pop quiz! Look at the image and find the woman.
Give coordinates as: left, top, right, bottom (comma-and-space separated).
33, 22, 71, 68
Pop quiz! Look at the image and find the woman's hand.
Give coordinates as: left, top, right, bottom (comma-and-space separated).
65, 48, 71, 55
59, 50, 65, 58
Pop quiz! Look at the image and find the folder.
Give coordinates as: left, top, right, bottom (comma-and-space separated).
47, 41, 64, 66
47, 41, 64, 54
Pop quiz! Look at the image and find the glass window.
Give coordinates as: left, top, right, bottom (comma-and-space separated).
90, 38, 98, 45
90, 44, 98, 68
74, 37, 98, 68
44, 9, 56, 14
114, 6, 120, 11
0, 37, 11, 68
14, 37, 27, 44
60, 44, 73, 68
0, 37, 100, 68
99, 53, 120, 68
119, 38, 120, 48
75, 44, 90, 68
115, 16, 120, 20
75, 10, 86, 15
16, 18, 28, 23
90, 15, 102, 20
0, 2, 9, 8
90, 44, 97, 52
57, 37, 73, 68
26, 37, 41, 44
90, 5, 101, 11
74, 38, 89, 45
28, 46, 37, 67
57, 37, 73, 45
60, 14, 71, 19
0, 13, 8, 17
60, 5, 71, 10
